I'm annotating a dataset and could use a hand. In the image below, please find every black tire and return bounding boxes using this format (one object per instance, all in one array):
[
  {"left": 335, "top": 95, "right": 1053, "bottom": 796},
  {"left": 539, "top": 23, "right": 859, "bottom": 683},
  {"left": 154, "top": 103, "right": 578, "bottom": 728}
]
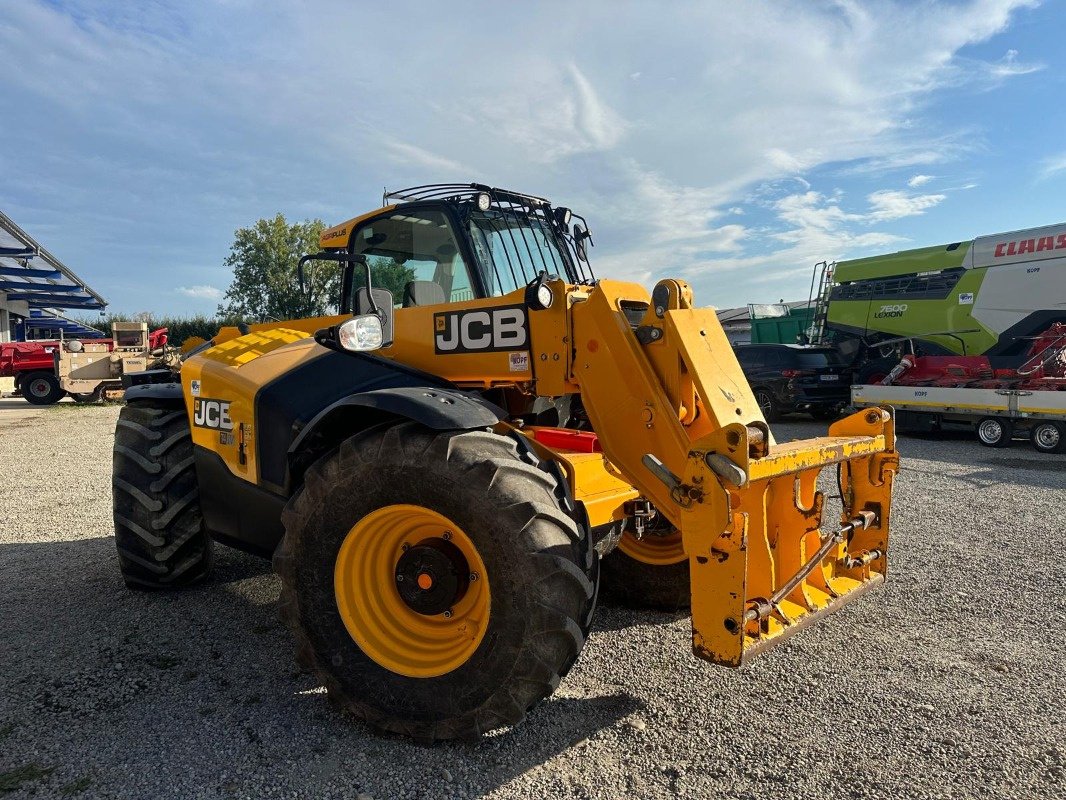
[
  {"left": 753, "top": 388, "right": 780, "bottom": 421},
  {"left": 855, "top": 358, "right": 898, "bottom": 385},
  {"left": 976, "top": 416, "right": 1013, "bottom": 448},
  {"left": 1029, "top": 421, "right": 1066, "bottom": 454},
  {"left": 275, "top": 422, "right": 597, "bottom": 741},
  {"left": 600, "top": 541, "right": 689, "bottom": 611},
  {"left": 112, "top": 401, "right": 213, "bottom": 589},
  {"left": 22, "top": 371, "right": 63, "bottom": 405}
]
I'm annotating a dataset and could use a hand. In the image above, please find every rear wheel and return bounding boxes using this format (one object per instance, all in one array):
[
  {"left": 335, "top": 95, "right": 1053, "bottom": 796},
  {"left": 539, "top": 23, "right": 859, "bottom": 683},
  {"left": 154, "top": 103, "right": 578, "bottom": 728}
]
[
  {"left": 112, "top": 401, "right": 213, "bottom": 589},
  {"left": 275, "top": 423, "right": 597, "bottom": 741},
  {"left": 976, "top": 416, "right": 1013, "bottom": 448},
  {"left": 1029, "top": 421, "right": 1066, "bottom": 454},
  {"left": 600, "top": 528, "right": 689, "bottom": 610},
  {"left": 22, "top": 372, "right": 63, "bottom": 405},
  {"left": 754, "top": 388, "right": 780, "bottom": 421}
]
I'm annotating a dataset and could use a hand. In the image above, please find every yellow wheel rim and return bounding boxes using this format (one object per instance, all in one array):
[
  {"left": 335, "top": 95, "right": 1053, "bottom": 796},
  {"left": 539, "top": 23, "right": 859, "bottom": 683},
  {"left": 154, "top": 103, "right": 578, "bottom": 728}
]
[
  {"left": 334, "top": 504, "right": 491, "bottom": 678},
  {"left": 616, "top": 529, "right": 687, "bottom": 566}
]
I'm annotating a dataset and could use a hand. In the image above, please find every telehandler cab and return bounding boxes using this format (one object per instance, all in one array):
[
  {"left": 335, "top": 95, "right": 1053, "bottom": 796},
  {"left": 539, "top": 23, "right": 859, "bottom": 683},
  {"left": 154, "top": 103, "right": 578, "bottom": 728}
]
[{"left": 114, "top": 183, "right": 898, "bottom": 740}]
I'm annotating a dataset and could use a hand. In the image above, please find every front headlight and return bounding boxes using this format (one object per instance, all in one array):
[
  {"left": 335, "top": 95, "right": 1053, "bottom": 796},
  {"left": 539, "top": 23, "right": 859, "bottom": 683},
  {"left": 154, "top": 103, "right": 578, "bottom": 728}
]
[{"left": 337, "top": 315, "right": 384, "bottom": 352}]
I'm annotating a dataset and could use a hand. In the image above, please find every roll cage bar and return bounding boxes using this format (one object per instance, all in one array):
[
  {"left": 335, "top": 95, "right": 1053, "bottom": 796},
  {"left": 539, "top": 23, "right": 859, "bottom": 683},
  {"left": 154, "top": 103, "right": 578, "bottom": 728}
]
[{"left": 382, "top": 183, "right": 596, "bottom": 287}]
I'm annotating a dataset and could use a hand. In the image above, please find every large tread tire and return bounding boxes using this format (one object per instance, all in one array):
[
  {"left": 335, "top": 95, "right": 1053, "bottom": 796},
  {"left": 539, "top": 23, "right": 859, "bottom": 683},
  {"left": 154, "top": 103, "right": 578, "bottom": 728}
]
[
  {"left": 112, "top": 401, "right": 213, "bottom": 589},
  {"left": 275, "top": 422, "right": 597, "bottom": 741},
  {"left": 600, "top": 544, "right": 690, "bottom": 611},
  {"left": 22, "top": 371, "right": 63, "bottom": 405}
]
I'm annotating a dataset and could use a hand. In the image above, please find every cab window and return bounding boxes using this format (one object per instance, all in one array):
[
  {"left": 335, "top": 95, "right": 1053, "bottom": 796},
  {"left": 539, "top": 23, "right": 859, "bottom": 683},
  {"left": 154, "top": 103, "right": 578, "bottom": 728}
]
[{"left": 348, "top": 209, "right": 476, "bottom": 308}]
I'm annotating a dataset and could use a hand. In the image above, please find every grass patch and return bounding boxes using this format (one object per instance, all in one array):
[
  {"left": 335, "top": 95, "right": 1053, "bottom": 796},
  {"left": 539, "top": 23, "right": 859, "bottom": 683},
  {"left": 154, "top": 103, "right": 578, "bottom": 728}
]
[{"left": 0, "top": 764, "right": 55, "bottom": 792}]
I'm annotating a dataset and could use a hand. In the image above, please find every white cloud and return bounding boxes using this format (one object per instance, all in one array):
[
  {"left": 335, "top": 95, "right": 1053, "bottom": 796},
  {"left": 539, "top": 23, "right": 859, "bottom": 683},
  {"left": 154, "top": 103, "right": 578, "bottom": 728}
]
[
  {"left": 383, "top": 141, "right": 468, "bottom": 175},
  {"left": 1038, "top": 153, "right": 1066, "bottom": 181},
  {"left": 0, "top": 0, "right": 1041, "bottom": 312},
  {"left": 908, "top": 174, "right": 933, "bottom": 188},
  {"left": 866, "top": 189, "right": 947, "bottom": 221},
  {"left": 987, "top": 48, "right": 1044, "bottom": 78},
  {"left": 177, "top": 285, "right": 222, "bottom": 301}
]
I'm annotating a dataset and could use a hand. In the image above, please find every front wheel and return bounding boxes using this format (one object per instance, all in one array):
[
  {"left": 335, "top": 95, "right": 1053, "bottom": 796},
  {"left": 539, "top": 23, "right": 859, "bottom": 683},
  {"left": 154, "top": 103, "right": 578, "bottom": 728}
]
[
  {"left": 22, "top": 372, "right": 63, "bottom": 405},
  {"left": 976, "top": 416, "right": 1013, "bottom": 448},
  {"left": 112, "top": 401, "right": 213, "bottom": 588},
  {"left": 1029, "top": 421, "right": 1066, "bottom": 454},
  {"left": 275, "top": 423, "right": 597, "bottom": 741}
]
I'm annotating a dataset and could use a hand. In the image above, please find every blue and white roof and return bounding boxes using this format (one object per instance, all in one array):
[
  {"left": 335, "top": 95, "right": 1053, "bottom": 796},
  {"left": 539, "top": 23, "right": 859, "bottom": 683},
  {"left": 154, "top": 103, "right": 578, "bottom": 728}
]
[{"left": 0, "top": 209, "right": 107, "bottom": 312}]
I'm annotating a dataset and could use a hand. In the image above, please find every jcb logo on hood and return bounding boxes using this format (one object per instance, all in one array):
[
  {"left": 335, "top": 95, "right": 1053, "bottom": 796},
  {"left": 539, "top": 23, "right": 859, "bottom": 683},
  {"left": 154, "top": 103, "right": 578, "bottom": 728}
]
[
  {"left": 193, "top": 398, "right": 233, "bottom": 431},
  {"left": 434, "top": 306, "right": 528, "bottom": 354}
]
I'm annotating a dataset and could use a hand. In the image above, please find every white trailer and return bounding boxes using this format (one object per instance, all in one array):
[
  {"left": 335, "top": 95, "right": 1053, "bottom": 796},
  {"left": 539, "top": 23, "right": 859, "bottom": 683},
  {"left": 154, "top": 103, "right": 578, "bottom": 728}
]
[{"left": 851, "top": 383, "right": 1066, "bottom": 453}]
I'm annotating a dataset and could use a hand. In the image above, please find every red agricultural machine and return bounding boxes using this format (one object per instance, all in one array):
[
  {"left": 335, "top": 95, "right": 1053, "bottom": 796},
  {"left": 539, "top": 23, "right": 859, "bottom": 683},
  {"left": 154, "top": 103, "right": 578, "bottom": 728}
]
[
  {"left": 852, "top": 323, "right": 1066, "bottom": 452},
  {"left": 0, "top": 323, "right": 171, "bottom": 404},
  {"left": 864, "top": 323, "right": 1066, "bottom": 391}
]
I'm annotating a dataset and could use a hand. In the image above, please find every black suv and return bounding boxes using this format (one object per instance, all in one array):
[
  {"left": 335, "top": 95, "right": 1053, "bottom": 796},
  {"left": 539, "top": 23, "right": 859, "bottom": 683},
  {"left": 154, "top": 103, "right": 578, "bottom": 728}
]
[{"left": 733, "top": 344, "right": 851, "bottom": 421}]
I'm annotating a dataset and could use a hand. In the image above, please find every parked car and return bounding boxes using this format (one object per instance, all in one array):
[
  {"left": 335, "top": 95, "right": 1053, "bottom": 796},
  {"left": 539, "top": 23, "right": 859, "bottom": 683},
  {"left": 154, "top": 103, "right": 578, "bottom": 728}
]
[{"left": 733, "top": 344, "right": 852, "bottom": 421}]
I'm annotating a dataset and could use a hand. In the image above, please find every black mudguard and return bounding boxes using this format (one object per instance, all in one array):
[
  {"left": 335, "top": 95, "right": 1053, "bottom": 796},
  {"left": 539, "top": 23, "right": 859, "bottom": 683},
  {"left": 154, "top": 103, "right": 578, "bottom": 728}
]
[{"left": 284, "top": 386, "right": 505, "bottom": 491}]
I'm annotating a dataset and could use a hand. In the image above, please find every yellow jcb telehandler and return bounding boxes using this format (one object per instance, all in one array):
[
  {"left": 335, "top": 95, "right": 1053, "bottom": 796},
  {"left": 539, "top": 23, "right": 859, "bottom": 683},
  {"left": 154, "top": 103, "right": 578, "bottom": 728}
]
[{"left": 113, "top": 183, "right": 898, "bottom": 741}]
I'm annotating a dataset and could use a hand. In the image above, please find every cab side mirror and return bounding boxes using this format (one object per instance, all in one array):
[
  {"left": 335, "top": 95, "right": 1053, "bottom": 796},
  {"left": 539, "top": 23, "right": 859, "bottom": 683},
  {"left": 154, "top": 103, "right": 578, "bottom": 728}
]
[{"left": 572, "top": 223, "right": 592, "bottom": 263}]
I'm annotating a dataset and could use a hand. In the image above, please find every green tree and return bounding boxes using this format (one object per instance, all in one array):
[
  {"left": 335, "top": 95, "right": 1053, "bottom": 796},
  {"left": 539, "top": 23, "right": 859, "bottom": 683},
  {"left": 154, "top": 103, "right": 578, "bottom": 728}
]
[
  {"left": 359, "top": 256, "right": 417, "bottom": 301},
  {"left": 218, "top": 214, "right": 336, "bottom": 320}
]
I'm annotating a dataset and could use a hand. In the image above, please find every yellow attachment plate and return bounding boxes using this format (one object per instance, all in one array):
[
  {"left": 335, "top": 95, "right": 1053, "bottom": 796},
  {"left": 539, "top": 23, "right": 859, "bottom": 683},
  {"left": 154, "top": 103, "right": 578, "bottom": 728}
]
[
  {"left": 333, "top": 504, "right": 491, "bottom": 678},
  {"left": 683, "top": 408, "right": 899, "bottom": 667}
]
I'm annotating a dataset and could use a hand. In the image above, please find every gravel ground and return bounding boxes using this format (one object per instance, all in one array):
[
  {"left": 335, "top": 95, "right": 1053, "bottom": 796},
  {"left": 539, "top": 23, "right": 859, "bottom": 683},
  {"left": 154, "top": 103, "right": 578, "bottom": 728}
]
[{"left": 1, "top": 404, "right": 1064, "bottom": 800}]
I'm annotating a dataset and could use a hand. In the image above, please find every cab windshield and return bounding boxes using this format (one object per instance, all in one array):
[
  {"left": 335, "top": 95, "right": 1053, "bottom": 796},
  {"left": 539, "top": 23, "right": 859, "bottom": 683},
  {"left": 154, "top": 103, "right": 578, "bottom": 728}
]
[{"left": 467, "top": 210, "right": 572, "bottom": 296}]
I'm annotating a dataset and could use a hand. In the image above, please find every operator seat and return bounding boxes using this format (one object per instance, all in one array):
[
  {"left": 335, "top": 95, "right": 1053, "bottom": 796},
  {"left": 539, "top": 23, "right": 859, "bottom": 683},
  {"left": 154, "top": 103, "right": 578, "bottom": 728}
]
[{"left": 402, "top": 280, "right": 446, "bottom": 308}]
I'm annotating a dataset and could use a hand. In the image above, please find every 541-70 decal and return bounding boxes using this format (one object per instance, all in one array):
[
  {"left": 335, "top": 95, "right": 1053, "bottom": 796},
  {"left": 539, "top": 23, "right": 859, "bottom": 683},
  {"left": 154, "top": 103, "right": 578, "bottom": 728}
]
[{"left": 433, "top": 305, "right": 528, "bottom": 354}]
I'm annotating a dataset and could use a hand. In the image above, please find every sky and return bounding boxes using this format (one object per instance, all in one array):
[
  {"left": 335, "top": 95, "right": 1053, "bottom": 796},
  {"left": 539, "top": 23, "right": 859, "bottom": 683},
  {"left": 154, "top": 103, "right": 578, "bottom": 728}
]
[{"left": 1, "top": 0, "right": 1064, "bottom": 316}]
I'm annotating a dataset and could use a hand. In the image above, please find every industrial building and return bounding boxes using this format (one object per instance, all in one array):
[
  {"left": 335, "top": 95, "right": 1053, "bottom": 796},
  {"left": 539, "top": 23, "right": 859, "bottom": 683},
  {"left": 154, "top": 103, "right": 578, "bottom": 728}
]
[
  {"left": 0, "top": 209, "right": 107, "bottom": 343},
  {"left": 0, "top": 210, "right": 106, "bottom": 392}
]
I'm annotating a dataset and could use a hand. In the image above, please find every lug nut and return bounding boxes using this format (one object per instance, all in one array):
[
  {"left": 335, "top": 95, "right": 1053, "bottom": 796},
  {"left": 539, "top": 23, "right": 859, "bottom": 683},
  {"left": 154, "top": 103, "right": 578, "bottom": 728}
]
[
  {"left": 443, "top": 609, "right": 453, "bottom": 618},
  {"left": 442, "top": 532, "right": 452, "bottom": 541},
  {"left": 469, "top": 572, "right": 479, "bottom": 582}
]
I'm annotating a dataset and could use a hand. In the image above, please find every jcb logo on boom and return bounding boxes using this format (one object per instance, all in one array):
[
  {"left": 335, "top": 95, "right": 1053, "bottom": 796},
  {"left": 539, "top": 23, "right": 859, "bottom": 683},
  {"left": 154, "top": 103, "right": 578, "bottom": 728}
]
[
  {"left": 193, "top": 398, "right": 233, "bottom": 431},
  {"left": 434, "top": 306, "right": 528, "bottom": 354},
  {"left": 874, "top": 304, "right": 908, "bottom": 319}
]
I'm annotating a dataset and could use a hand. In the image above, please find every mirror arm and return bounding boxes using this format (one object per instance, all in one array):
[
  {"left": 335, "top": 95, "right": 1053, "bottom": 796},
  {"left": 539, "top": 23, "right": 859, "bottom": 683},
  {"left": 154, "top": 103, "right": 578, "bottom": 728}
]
[{"left": 296, "top": 252, "right": 371, "bottom": 311}]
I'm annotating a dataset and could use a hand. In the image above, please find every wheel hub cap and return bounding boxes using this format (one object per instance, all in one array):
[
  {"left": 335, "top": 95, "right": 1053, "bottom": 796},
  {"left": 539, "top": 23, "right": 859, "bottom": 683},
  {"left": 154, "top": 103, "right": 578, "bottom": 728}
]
[
  {"left": 394, "top": 540, "right": 470, "bottom": 616},
  {"left": 334, "top": 504, "right": 491, "bottom": 678}
]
